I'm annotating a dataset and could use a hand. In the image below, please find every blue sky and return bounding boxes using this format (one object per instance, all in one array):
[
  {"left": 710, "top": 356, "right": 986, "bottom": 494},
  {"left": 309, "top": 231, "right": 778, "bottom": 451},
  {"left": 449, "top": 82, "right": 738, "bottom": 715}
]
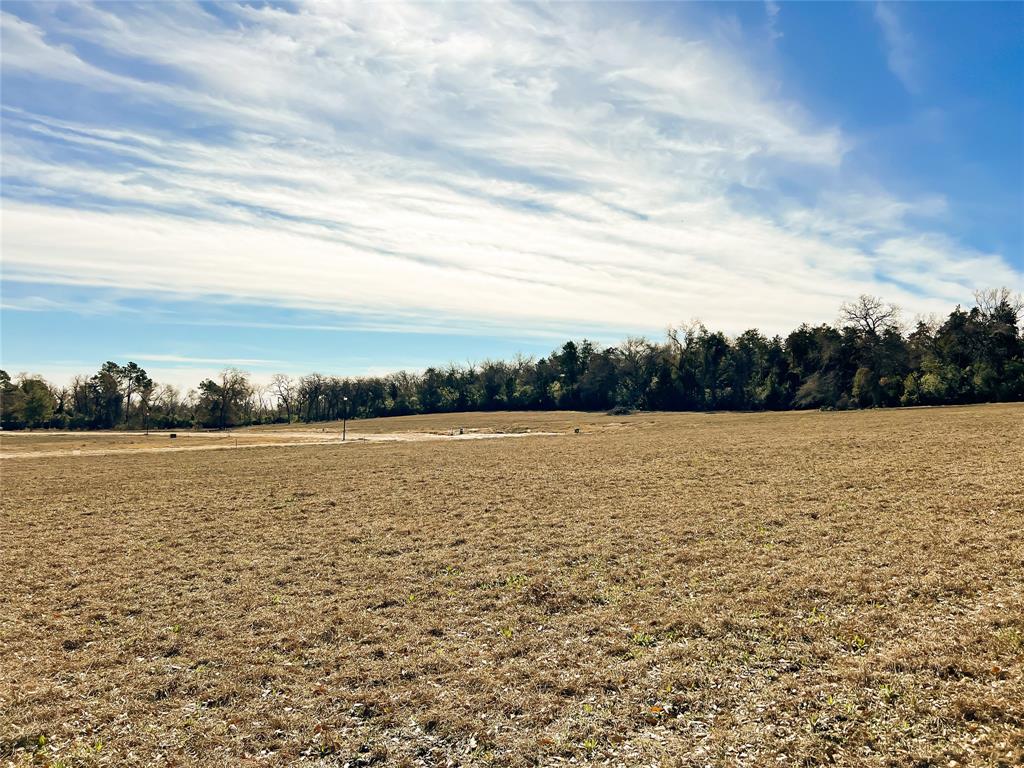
[{"left": 2, "top": 1, "right": 1021, "bottom": 389}]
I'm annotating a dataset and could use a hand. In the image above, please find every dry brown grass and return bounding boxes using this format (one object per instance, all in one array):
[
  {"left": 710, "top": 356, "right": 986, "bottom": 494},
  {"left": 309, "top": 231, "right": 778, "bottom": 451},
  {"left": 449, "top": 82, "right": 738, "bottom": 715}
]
[
  {"left": 248, "top": 410, "right": 600, "bottom": 435},
  {"left": 1, "top": 405, "right": 1022, "bottom": 767},
  {"left": 0, "top": 411, "right": 598, "bottom": 459}
]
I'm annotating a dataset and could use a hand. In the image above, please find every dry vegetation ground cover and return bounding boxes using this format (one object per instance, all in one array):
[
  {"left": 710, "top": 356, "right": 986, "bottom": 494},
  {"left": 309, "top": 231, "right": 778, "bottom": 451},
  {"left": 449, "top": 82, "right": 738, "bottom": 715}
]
[
  {"left": 1, "top": 405, "right": 1022, "bottom": 767},
  {"left": 0, "top": 412, "right": 581, "bottom": 460}
]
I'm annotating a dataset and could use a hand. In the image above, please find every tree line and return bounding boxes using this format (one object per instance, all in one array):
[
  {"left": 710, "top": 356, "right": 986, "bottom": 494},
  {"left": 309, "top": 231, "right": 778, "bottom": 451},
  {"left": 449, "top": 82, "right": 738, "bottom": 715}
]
[{"left": 2, "top": 289, "right": 1022, "bottom": 431}]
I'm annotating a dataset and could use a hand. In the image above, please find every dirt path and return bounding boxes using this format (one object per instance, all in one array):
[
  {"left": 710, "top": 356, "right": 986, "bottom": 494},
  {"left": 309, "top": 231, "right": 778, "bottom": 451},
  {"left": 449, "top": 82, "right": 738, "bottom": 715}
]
[{"left": 0, "top": 430, "right": 561, "bottom": 459}]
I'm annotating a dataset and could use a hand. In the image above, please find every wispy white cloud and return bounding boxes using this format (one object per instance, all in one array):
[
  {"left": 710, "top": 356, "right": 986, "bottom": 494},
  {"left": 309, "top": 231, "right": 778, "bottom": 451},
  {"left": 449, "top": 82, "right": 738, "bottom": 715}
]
[
  {"left": 0, "top": 293, "right": 141, "bottom": 315},
  {"left": 765, "top": 1, "right": 783, "bottom": 41},
  {"left": 873, "top": 235, "right": 1021, "bottom": 303},
  {"left": 874, "top": 2, "right": 920, "bottom": 93},
  {"left": 122, "top": 353, "right": 281, "bottom": 367},
  {"left": 0, "top": 1, "right": 1014, "bottom": 341},
  {"left": 0, "top": 362, "right": 292, "bottom": 393}
]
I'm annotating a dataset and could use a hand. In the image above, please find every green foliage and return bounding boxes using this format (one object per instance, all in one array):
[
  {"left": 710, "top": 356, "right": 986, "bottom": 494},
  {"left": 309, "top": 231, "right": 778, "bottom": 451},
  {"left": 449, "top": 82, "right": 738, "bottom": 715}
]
[
  {"left": 630, "top": 631, "right": 657, "bottom": 647},
  {"left": 196, "top": 369, "right": 252, "bottom": 429},
  {"left": 1, "top": 370, "right": 57, "bottom": 428},
  {"left": 852, "top": 367, "right": 878, "bottom": 407},
  {"left": 900, "top": 373, "right": 921, "bottom": 406}
]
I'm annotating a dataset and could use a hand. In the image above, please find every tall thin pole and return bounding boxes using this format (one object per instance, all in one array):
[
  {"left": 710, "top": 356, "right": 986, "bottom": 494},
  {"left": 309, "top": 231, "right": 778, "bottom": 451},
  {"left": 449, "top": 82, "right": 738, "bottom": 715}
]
[{"left": 343, "top": 396, "right": 348, "bottom": 441}]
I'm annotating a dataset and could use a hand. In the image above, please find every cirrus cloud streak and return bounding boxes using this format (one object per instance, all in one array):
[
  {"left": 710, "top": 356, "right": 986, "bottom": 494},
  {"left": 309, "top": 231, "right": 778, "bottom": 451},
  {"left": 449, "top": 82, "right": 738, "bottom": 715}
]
[{"left": 1, "top": 1, "right": 1018, "bottom": 338}]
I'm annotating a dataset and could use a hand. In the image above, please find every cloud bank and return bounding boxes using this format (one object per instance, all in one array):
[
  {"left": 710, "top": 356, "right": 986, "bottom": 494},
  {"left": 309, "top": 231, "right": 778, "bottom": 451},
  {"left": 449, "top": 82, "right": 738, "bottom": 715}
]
[{"left": 1, "top": 1, "right": 1018, "bottom": 338}]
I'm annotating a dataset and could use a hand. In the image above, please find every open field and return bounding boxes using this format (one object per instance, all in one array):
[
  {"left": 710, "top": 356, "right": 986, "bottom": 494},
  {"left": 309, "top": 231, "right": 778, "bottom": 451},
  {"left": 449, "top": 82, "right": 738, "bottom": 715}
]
[
  {"left": 0, "top": 412, "right": 600, "bottom": 459},
  {"left": 1, "top": 405, "right": 1022, "bottom": 767}
]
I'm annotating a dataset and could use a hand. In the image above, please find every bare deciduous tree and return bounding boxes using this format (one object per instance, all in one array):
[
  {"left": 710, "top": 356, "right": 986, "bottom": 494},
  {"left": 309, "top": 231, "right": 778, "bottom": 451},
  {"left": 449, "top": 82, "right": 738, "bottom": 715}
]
[
  {"left": 184, "top": 389, "right": 199, "bottom": 425},
  {"left": 974, "top": 287, "right": 1023, "bottom": 323},
  {"left": 667, "top": 319, "right": 704, "bottom": 357},
  {"left": 839, "top": 295, "right": 902, "bottom": 336},
  {"left": 249, "top": 383, "right": 272, "bottom": 423},
  {"left": 155, "top": 384, "right": 183, "bottom": 423},
  {"left": 50, "top": 384, "right": 70, "bottom": 417},
  {"left": 271, "top": 373, "right": 295, "bottom": 423}
]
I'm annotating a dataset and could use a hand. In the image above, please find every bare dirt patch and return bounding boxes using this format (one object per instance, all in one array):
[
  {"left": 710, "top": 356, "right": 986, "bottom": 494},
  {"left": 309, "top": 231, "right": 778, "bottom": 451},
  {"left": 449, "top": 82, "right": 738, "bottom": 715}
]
[
  {"left": 1, "top": 405, "right": 1022, "bottom": 766},
  {"left": 0, "top": 427, "right": 561, "bottom": 460}
]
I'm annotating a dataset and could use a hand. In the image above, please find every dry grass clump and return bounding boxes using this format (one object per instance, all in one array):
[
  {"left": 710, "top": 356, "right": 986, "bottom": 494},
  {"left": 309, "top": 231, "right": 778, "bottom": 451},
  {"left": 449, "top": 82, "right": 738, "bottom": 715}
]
[{"left": 1, "top": 404, "right": 1022, "bottom": 767}]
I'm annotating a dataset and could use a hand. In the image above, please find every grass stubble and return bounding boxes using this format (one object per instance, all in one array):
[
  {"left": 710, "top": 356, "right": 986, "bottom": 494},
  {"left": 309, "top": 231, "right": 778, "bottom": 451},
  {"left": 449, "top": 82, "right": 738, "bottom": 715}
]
[{"left": 1, "top": 405, "right": 1022, "bottom": 766}]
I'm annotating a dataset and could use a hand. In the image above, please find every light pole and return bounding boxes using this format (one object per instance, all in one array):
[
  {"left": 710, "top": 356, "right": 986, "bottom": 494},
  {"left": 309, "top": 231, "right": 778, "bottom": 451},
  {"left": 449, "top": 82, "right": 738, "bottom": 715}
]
[{"left": 342, "top": 396, "right": 349, "bottom": 441}]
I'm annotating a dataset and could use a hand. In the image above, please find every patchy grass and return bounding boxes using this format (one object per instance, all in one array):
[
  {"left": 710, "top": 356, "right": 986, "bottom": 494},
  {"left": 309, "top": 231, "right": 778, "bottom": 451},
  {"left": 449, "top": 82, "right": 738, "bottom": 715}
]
[
  {"left": 1, "top": 404, "right": 1022, "bottom": 766},
  {"left": 0, "top": 410, "right": 598, "bottom": 459}
]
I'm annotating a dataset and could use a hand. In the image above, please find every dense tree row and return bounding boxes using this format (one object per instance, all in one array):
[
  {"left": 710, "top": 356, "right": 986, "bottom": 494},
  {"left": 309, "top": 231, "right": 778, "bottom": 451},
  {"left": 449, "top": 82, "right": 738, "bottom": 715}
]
[{"left": 2, "top": 290, "right": 1022, "bottom": 430}]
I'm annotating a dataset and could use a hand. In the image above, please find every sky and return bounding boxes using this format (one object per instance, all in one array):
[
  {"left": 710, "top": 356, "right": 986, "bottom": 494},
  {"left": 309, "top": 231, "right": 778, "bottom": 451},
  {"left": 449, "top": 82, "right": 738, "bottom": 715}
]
[{"left": 2, "top": 0, "right": 1022, "bottom": 390}]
